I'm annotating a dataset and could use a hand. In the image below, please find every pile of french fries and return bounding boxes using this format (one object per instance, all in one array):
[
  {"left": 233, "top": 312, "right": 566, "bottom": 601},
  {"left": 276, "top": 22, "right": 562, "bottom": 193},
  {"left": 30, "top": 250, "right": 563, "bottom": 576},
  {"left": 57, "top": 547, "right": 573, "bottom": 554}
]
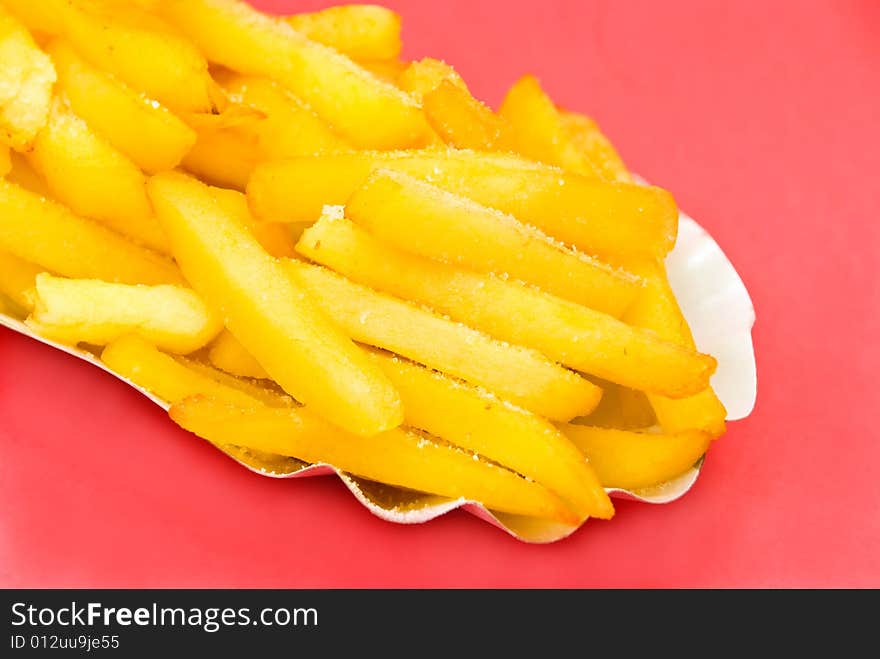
[{"left": 0, "top": 0, "right": 728, "bottom": 529}]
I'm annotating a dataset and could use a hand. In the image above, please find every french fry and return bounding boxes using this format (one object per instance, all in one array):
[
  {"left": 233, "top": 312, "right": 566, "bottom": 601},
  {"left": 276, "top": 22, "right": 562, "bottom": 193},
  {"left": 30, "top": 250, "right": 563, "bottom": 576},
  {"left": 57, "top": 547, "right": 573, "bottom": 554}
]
[
  {"left": 298, "top": 212, "right": 716, "bottom": 396},
  {"left": 101, "top": 334, "right": 269, "bottom": 409},
  {"left": 26, "top": 273, "right": 222, "bottom": 353},
  {"left": 397, "top": 58, "right": 466, "bottom": 98},
  {"left": 368, "top": 349, "right": 613, "bottom": 520},
  {"left": 0, "top": 143, "right": 9, "bottom": 175},
  {"left": 247, "top": 150, "right": 678, "bottom": 257},
  {"left": 215, "top": 72, "right": 350, "bottom": 160},
  {"left": 355, "top": 57, "right": 407, "bottom": 84},
  {"left": 286, "top": 5, "right": 402, "bottom": 61},
  {"left": 174, "top": 356, "right": 292, "bottom": 408},
  {"left": 501, "top": 75, "right": 631, "bottom": 182},
  {"left": 286, "top": 261, "right": 601, "bottom": 422},
  {"left": 208, "top": 186, "right": 296, "bottom": 258},
  {"left": 577, "top": 380, "right": 657, "bottom": 431},
  {"left": 48, "top": 39, "right": 196, "bottom": 174},
  {"left": 0, "top": 179, "right": 181, "bottom": 285},
  {"left": 560, "top": 424, "right": 712, "bottom": 491},
  {"left": 559, "top": 110, "right": 631, "bottom": 183},
  {"left": 28, "top": 98, "right": 169, "bottom": 254},
  {"left": 53, "top": 0, "right": 216, "bottom": 114},
  {"left": 621, "top": 259, "right": 728, "bottom": 436},
  {"left": 0, "top": 0, "right": 64, "bottom": 35},
  {"left": 148, "top": 171, "right": 403, "bottom": 436},
  {"left": 208, "top": 329, "right": 269, "bottom": 380},
  {"left": 0, "top": 249, "right": 43, "bottom": 312},
  {"left": 346, "top": 169, "right": 640, "bottom": 314},
  {"left": 181, "top": 122, "right": 260, "bottom": 191},
  {"left": 4, "top": 150, "right": 49, "bottom": 196},
  {"left": 170, "top": 396, "right": 579, "bottom": 525},
  {"left": 422, "top": 80, "right": 511, "bottom": 151},
  {"left": 0, "top": 7, "right": 56, "bottom": 149},
  {"left": 160, "top": 0, "right": 429, "bottom": 149}
]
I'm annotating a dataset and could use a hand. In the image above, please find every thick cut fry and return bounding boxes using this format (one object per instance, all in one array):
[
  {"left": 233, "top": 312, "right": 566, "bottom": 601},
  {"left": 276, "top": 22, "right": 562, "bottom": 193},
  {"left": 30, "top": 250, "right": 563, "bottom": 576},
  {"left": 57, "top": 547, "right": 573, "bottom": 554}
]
[
  {"left": 101, "top": 334, "right": 268, "bottom": 409},
  {"left": 160, "top": 0, "right": 429, "bottom": 149},
  {"left": 298, "top": 212, "right": 716, "bottom": 396},
  {"left": 346, "top": 170, "right": 639, "bottom": 314},
  {"left": 148, "top": 172, "right": 402, "bottom": 436},
  {"left": 248, "top": 150, "right": 678, "bottom": 257},
  {"left": 286, "top": 5, "right": 402, "bottom": 61},
  {"left": 48, "top": 39, "right": 196, "bottom": 174},
  {"left": 577, "top": 380, "right": 657, "bottom": 431},
  {"left": 0, "top": 143, "right": 9, "bottom": 175},
  {"left": 55, "top": 1, "right": 215, "bottom": 114},
  {"left": 501, "top": 75, "right": 631, "bottom": 182},
  {"left": 397, "top": 58, "right": 466, "bottom": 99},
  {"left": 423, "top": 80, "right": 510, "bottom": 150},
  {"left": 0, "top": 7, "right": 55, "bottom": 149},
  {"left": 0, "top": 0, "right": 64, "bottom": 34},
  {"left": 27, "top": 273, "right": 222, "bottom": 353},
  {"left": 29, "top": 98, "right": 169, "bottom": 254},
  {"left": 209, "top": 186, "right": 297, "bottom": 258},
  {"left": 171, "top": 396, "right": 579, "bottom": 524},
  {"left": 355, "top": 57, "right": 407, "bottom": 84},
  {"left": 0, "top": 249, "right": 43, "bottom": 312},
  {"left": 621, "top": 259, "right": 727, "bottom": 436},
  {"left": 208, "top": 329, "right": 268, "bottom": 379},
  {"left": 175, "top": 356, "right": 291, "bottom": 408},
  {"left": 286, "top": 261, "right": 600, "bottom": 422},
  {"left": 215, "top": 72, "right": 350, "bottom": 159},
  {"left": 4, "top": 150, "right": 49, "bottom": 196},
  {"left": 0, "top": 179, "right": 181, "bottom": 285},
  {"left": 368, "top": 350, "right": 613, "bottom": 520},
  {"left": 561, "top": 424, "right": 712, "bottom": 490},
  {"left": 560, "top": 111, "right": 631, "bottom": 183},
  {"left": 181, "top": 123, "right": 260, "bottom": 191}
]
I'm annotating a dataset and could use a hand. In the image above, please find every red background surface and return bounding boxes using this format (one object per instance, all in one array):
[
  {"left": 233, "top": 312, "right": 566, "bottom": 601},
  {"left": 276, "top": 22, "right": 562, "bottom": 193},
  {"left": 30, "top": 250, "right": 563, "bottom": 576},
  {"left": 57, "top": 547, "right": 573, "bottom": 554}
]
[{"left": 2, "top": 0, "right": 878, "bottom": 588}]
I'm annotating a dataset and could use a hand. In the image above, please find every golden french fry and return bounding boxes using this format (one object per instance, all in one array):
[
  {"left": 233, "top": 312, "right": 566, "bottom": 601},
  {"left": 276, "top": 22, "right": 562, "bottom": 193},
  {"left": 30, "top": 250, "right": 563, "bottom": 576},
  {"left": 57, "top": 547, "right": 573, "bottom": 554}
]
[
  {"left": 170, "top": 396, "right": 580, "bottom": 525},
  {"left": 26, "top": 273, "right": 222, "bottom": 353},
  {"left": 354, "top": 57, "right": 407, "bottom": 84},
  {"left": 368, "top": 349, "right": 613, "bottom": 520},
  {"left": 208, "top": 184, "right": 297, "bottom": 258},
  {"left": 247, "top": 150, "right": 678, "bottom": 257},
  {"left": 215, "top": 72, "right": 350, "bottom": 159},
  {"left": 181, "top": 122, "right": 260, "bottom": 191},
  {"left": 208, "top": 329, "right": 269, "bottom": 380},
  {"left": 160, "top": 0, "right": 429, "bottom": 149},
  {"left": 28, "top": 97, "right": 169, "bottom": 254},
  {"left": 397, "top": 58, "right": 466, "bottom": 98},
  {"left": 620, "top": 259, "right": 727, "bottom": 436},
  {"left": 148, "top": 171, "right": 402, "bottom": 436},
  {"left": 0, "top": 0, "right": 64, "bottom": 34},
  {"left": 298, "top": 212, "right": 716, "bottom": 396},
  {"left": 0, "top": 179, "right": 181, "bottom": 285},
  {"left": 0, "top": 7, "right": 56, "bottom": 149},
  {"left": 286, "top": 261, "right": 601, "bottom": 422},
  {"left": 174, "top": 356, "right": 292, "bottom": 408},
  {"left": 48, "top": 39, "right": 196, "bottom": 174},
  {"left": 500, "top": 75, "right": 631, "bottom": 182},
  {"left": 559, "top": 110, "right": 631, "bottom": 183},
  {"left": 560, "top": 424, "right": 712, "bottom": 490},
  {"left": 576, "top": 380, "right": 657, "bottom": 431},
  {"left": 0, "top": 143, "right": 9, "bottom": 175},
  {"left": 423, "top": 79, "right": 510, "bottom": 151},
  {"left": 53, "top": 1, "right": 216, "bottom": 114},
  {"left": 0, "top": 249, "right": 44, "bottom": 312},
  {"left": 346, "top": 169, "right": 640, "bottom": 314},
  {"left": 101, "top": 334, "right": 269, "bottom": 409},
  {"left": 4, "top": 149, "right": 49, "bottom": 196},
  {"left": 286, "top": 5, "right": 402, "bottom": 61}
]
